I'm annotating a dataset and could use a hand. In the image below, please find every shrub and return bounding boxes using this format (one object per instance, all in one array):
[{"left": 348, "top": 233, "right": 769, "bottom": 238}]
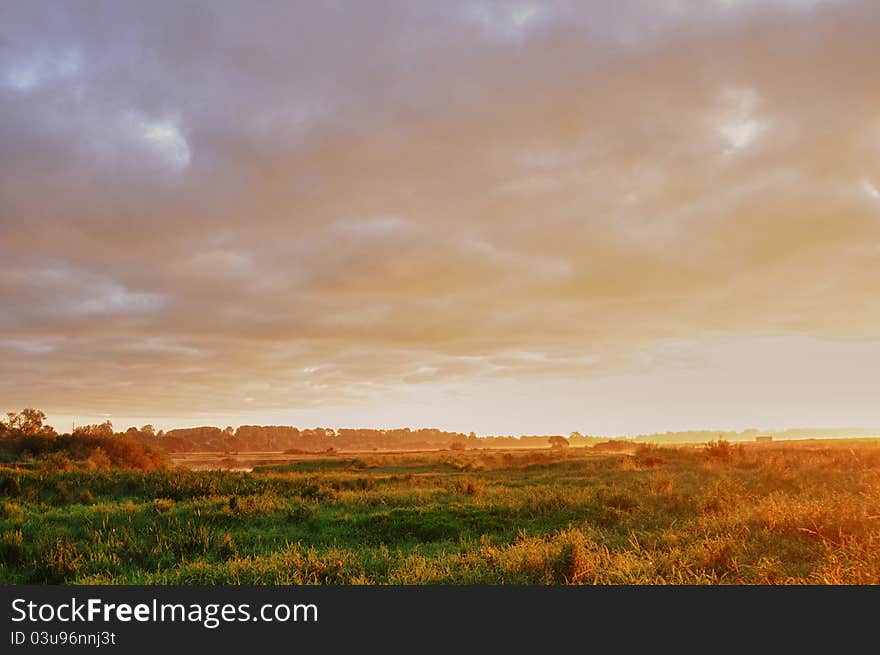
[
  {"left": 633, "top": 444, "right": 666, "bottom": 468},
  {"left": 704, "top": 440, "right": 744, "bottom": 462},
  {"left": 64, "top": 433, "right": 166, "bottom": 470},
  {"left": 40, "top": 452, "right": 75, "bottom": 472},
  {"left": 0, "top": 431, "right": 166, "bottom": 471},
  {"left": 87, "top": 447, "right": 112, "bottom": 470}
]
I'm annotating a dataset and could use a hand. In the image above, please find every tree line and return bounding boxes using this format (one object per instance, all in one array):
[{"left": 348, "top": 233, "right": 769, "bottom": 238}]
[
  {"left": 0, "top": 408, "right": 165, "bottom": 470},
  {"left": 1, "top": 408, "right": 598, "bottom": 454}
]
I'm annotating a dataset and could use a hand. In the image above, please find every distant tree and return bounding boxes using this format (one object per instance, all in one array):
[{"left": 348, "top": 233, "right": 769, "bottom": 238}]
[
  {"left": 2, "top": 408, "right": 54, "bottom": 437},
  {"left": 140, "top": 424, "right": 156, "bottom": 436},
  {"left": 223, "top": 426, "right": 234, "bottom": 437},
  {"left": 570, "top": 431, "right": 583, "bottom": 440},
  {"left": 75, "top": 420, "right": 113, "bottom": 438},
  {"left": 549, "top": 435, "right": 570, "bottom": 450}
]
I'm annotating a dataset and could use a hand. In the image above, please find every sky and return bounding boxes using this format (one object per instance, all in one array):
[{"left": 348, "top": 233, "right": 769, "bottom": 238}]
[{"left": 1, "top": 0, "right": 879, "bottom": 436}]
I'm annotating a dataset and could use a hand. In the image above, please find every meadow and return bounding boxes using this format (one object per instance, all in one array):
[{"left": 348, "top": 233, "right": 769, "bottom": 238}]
[{"left": 2, "top": 441, "right": 880, "bottom": 584}]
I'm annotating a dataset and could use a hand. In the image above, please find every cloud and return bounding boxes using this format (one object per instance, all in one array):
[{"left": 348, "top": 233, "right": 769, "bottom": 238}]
[
  {"left": 4, "top": 48, "right": 81, "bottom": 91},
  {"left": 130, "top": 115, "right": 191, "bottom": 170},
  {"left": 862, "top": 179, "right": 880, "bottom": 200},
  {"left": 717, "top": 87, "right": 768, "bottom": 153},
  {"left": 462, "top": 1, "right": 549, "bottom": 40},
  {"left": 2, "top": 0, "right": 879, "bottom": 432}
]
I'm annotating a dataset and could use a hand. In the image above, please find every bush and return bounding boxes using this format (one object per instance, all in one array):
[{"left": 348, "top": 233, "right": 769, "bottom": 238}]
[
  {"left": 704, "top": 440, "right": 743, "bottom": 462},
  {"left": 87, "top": 447, "right": 112, "bottom": 470},
  {"left": 10, "top": 434, "right": 56, "bottom": 457},
  {"left": 633, "top": 444, "right": 666, "bottom": 468},
  {"left": 40, "top": 452, "right": 75, "bottom": 472},
  {"left": 0, "top": 432, "right": 167, "bottom": 471},
  {"left": 62, "top": 434, "right": 166, "bottom": 470}
]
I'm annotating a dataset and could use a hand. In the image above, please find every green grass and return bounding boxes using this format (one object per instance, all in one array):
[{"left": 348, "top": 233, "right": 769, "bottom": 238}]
[{"left": 2, "top": 443, "right": 879, "bottom": 584}]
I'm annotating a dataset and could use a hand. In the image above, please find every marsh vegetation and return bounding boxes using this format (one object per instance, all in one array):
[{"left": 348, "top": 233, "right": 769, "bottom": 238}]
[{"left": 2, "top": 441, "right": 879, "bottom": 584}]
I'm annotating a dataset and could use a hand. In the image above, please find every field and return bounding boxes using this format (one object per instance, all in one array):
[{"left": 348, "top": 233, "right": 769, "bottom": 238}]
[{"left": 2, "top": 441, "right": 880, "bottom": 584}]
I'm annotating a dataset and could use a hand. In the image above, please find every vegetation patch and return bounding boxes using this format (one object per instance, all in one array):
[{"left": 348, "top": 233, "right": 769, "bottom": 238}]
[{"left": 2, "top": 434, "right": 880, "bottom": 584}]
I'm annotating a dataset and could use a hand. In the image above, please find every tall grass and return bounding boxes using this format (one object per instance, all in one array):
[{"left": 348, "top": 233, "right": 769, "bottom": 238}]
[{"left": 1, "top": 443, "right": 879, "bottom": 584}]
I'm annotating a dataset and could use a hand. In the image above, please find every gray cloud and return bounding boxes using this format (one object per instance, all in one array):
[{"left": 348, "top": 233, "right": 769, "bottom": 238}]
[{"left": 2, "top": 1, "right": 879, "bottom": 429}]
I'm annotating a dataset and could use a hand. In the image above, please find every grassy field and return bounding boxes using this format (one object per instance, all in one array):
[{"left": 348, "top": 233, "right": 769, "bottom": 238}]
[{"left": 2, "top": 441, "right": 880, "bottom": 584}]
